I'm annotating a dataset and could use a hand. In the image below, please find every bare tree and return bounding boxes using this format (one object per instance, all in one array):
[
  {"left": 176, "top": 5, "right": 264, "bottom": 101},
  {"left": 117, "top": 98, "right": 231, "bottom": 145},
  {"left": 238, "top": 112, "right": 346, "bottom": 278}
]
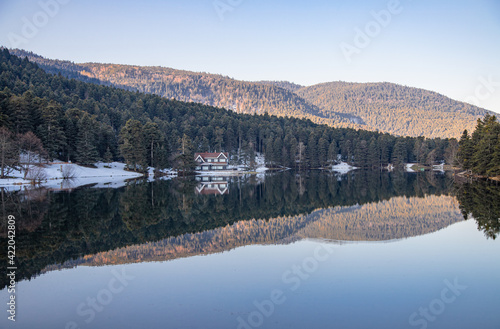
[
  {"left": 26, "top": 166, "right": 47, "bottom": 184},
  {"left": 0, "top": 127, "right": 18, "bottom": 178},
  {"left": 297, "top": 142, "right": 306, "bottom": 171},
  {"left": 19, "top": 131, "right": 45, "bottom": 179},
  {"left": 61, "top": 164, "right": 77, "bottom": 179}
]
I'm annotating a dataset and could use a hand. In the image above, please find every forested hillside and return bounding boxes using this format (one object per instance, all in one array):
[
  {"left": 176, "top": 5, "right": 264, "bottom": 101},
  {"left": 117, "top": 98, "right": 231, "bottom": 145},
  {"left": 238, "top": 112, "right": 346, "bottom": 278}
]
[
  {"left": 296, "top": 82, "right": 490, "bottom": 138},
  {"left": 257, "top": 80, "right": 304, "bottom": 92},
  {"left": 0, "top": 49, "right": 457, "bottom": 170},
  {"left": 9, "top": 49, "right": 490, "bottom": 139},
  {"left": 7, "top": 49, "right": 357, "bottom": 128}
]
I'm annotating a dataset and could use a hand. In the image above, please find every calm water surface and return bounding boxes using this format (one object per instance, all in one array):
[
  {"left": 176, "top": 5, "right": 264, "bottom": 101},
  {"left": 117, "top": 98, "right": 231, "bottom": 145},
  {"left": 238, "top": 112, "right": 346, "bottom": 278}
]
[{"left": 1, "top": 171, "right": 499, "bottom": 329}]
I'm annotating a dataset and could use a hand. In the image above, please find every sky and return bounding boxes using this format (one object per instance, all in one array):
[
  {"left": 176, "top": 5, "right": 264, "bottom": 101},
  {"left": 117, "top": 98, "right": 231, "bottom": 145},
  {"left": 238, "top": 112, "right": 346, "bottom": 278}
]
[{"left": 0, "top": 0, "right": 499, "bottom": 113}]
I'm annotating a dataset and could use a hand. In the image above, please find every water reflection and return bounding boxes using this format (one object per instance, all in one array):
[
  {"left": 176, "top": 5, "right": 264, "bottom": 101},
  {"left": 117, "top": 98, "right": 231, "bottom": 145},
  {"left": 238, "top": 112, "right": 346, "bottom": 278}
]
[
  {"left": 455, "top": 179, "right": 500, "bottom": 239},
  {"left": 0, "top": 171, "right": 497, "bottom": 288},
  {"left": 195, "top": 176, "right": 230, "bottom": 195},
  {"left": 48, "top": 194, "right": 462, "bottom": 270}
]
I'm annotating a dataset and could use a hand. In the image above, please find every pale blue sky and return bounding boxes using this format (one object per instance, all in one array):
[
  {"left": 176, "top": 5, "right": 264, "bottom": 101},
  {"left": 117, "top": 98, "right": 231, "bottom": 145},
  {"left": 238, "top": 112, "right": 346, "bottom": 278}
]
[{"left": 1, "top": 0, "right": 499, "bottom": 113}]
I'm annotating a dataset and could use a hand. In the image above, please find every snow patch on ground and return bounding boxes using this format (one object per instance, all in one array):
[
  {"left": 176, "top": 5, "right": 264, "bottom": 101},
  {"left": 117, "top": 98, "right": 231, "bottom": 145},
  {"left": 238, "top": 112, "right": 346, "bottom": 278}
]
[
  {"left": 0, "top": 162, "right": 154, "bottom": 190},
  {"left": 331, "top": 162, "right": 358, "bottom": 174}
]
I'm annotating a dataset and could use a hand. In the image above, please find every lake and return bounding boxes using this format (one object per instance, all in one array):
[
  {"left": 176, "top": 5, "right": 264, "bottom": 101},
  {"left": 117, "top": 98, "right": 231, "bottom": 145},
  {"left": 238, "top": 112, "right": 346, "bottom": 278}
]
[{"left": 1, "top": 171, "right": 499, "bottom": 329}]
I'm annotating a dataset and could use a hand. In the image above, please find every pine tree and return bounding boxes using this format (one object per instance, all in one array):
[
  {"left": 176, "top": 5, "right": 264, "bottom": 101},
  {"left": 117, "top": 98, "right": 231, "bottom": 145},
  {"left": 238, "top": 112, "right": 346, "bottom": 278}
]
[
  {"left": 392, "top": 140, "right": 407, "bottom": 166},
  {"left": 143, "top": 121, "right": 163, "bottom": 168},
  {"left": 341, "top": 140, "right": 352, "bottom": 162},
  {"left": 104, "top": 147, "right": 113, "bottom": 165},
  {"left": 354, "top": 140, "right": 369, "bottom": 169},
  {"left": 9, "top": 95, "right": 31, "bottom": 134},
  {"left": 174, "top": 134, "right": 196, "bottom": 174},
  {"left": 265, "top": 137, "right": 275, "bottom": 167},
  {"left": 120, "top": 119, "right": 147, "bottom": 172},
  {"left": 37, "top": 101, "right": 66, "bottom": 161},
  {"left": 273, "top": 138, "right": 283, "bottom": 167},
  {"left": 327, "top": 140, "right": 338, "bottom": 165},
  {"left": 0, "top": 127, "right": 18, "bottom": 178},
  {"left": 471, "top": 115, "right": 499, "bottom": 175},
  {"left": 368, "top": 138, "right": 379, "bottom": 169},
  {"left": 457, "top": 130, "right": 473, "bottom": 170},
  {"left": 307, "top": 134, "right": 319, "bottom": 168},
  {"left": 76, "top": 114, "right": 98, "bottom": 165},
  {"left": 488, "top": 135, "right": 500, "bottom": 177},
  {"left": 318, "top": 137, "right": 329, "bottom": 168}
]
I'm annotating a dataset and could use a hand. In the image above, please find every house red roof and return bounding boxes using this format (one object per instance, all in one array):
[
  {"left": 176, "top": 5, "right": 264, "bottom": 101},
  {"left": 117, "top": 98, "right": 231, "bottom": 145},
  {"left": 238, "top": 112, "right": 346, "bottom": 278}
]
[
  {"left": 194, "top": 152, "right": 229, "bottom": 159},
  {"left": 194, "top": 152, "right": 228, "bottom": 164}
]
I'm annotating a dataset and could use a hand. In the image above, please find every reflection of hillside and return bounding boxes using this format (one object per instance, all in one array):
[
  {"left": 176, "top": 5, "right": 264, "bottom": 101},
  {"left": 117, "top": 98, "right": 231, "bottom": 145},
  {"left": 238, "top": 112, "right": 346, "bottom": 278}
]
[
  {"left": 0, "top": 171, "right": 456, "bottom": 288},
  {"left": 50, "top": 195, "right": 462, "bottom": 268},
  {"left": 297, "top": 195, "right": 462, "bottom": 241}
]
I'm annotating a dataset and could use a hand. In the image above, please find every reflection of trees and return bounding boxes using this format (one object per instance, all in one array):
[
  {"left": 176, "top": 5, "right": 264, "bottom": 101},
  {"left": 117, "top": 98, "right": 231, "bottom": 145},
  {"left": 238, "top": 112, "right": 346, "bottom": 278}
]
[
  {"left": 455, "top": 180, "right": 500, "bottom": 239},
  {"left": 0, "top": 188, "right": 49, "bottom": 235},
  {"left": 61, "top": 194, "right": 463, "bottom": 267},
  {"left": 0, "top": 171, "right": 455, "bottom": 287}
]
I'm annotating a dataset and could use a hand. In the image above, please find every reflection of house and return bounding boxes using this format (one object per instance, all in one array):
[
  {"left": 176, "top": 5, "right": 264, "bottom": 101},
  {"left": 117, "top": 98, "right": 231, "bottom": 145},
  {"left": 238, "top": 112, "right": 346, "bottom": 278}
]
[
  {"left": 195, "top": 176, "right": 229, "bottom": 195},
  {"left": 195, "top": 152, "right": 229, "bottom": 171}
]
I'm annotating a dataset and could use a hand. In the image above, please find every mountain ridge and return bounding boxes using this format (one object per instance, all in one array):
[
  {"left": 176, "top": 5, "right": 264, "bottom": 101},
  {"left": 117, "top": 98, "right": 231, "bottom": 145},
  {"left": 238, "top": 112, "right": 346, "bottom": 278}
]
[{"left": 8, "top": 48, "right": 492, "bottom": 138}]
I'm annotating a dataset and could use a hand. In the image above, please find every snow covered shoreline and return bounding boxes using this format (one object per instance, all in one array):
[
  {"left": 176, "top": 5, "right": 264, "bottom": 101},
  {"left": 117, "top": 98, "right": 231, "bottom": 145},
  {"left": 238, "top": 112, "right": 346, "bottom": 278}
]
[
  {"left": 0, "top": 162, "right": 155, "bottom": 191},
  {"left": 1, "top": 157, "right": 437, "bottom": 192}
]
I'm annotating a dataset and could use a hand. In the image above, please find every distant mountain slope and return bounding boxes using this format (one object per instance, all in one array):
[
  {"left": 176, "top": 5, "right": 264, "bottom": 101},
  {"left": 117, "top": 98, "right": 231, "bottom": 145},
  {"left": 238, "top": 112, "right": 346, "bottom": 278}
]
[
  {"left": 296, "top": 82, "right": 491, "bottom": 138},
  {"left": 8, "top": 49, "right": 358, "bottom": 128},
  {"left": 9, "top": 49, "right": 491, "bottom": 138},
  {"left": 257, "top": 80, "right": 304, "bottom": 92}
]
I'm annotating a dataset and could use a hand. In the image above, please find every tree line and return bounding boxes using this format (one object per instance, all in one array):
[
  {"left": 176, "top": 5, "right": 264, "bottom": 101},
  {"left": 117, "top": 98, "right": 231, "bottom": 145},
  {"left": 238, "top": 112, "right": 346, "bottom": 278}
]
[
  {"left": 0, "top": 49, "right": 458, "bottom": 173},
  {"left": 457, "top": 114, "right": 500, "bottom": 178}
]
